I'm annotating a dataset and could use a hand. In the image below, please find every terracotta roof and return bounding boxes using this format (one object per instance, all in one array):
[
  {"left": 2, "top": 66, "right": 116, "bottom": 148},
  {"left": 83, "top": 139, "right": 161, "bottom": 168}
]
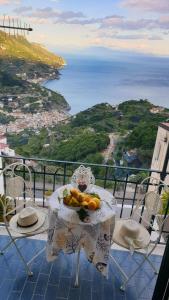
[
  {"left": 0, "top": 143, "right": 8, "bottom": 149},
  {"left": 160, "top": 122, "right": 169, "bottom": 131}
]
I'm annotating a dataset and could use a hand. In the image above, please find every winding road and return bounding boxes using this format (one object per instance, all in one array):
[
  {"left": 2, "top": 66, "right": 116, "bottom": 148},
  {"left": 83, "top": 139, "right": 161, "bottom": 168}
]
[{"left": 102, "top": 133, "right": 118, "bottom": 163}]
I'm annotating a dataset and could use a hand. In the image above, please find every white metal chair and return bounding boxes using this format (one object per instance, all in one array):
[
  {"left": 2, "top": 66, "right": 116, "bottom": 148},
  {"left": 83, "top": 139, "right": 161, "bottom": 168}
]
[
  {"left": 0, "top": 161, "right": 48, "bottom": 276},
  {"left": 110, "top": 176, "right": 169, "bottom": 291}
]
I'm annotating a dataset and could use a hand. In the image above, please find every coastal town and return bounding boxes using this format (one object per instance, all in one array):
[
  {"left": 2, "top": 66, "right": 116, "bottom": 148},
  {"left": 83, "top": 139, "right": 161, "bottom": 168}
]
[{"left": 0, "top": 109, "right": 69, "bottom": 135}]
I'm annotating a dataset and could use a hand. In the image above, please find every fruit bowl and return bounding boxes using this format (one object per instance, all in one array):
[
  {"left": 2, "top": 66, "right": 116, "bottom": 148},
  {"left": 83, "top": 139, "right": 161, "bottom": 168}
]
[{"left": 62, "top": 187, "right": 101, "bottom": 212}]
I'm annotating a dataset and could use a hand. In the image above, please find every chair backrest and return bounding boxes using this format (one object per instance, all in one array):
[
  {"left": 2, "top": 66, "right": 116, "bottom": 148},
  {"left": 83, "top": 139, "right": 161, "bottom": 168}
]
[
  {"left": 131, "top": 176, "right": 169, "bottom": 242},
  {"left": 0, "top": 161, "right": 34, "bottom": 223}
]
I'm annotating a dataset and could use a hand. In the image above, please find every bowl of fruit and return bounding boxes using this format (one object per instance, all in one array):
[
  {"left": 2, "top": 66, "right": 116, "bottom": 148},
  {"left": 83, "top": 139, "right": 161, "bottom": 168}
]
[{"left": 62, "top": 187, "right": 101, "bottom": 211}]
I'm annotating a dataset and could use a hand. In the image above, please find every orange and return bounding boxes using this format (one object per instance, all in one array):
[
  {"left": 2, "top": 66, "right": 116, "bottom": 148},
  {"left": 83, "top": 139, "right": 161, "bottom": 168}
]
[
  {"left": 93, "top": 197, "right": 101, "bottom": 209},
  {"left": 88, "top": 200, "right": 97, "bottom": 210},
  {"left": 70, "top": 188, "right": 79, "bottom": 199},
  {"left": 83, "top": 195, "right": 92, "bottom": 203}
]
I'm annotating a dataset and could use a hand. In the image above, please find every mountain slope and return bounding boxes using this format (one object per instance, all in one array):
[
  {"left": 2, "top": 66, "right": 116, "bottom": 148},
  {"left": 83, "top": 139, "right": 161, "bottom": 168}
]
[
  {"left": 0, "top": 31, "right": 65, "bottom": 67},
  {"left": 8, "top": 100, "right": 169, "bottom": 167}
]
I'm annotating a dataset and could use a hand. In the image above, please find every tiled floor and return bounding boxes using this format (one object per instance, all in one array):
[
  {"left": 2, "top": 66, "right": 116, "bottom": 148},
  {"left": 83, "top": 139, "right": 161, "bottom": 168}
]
[{"left": 0, "top": 236, "right": 162, "bottom": 300}]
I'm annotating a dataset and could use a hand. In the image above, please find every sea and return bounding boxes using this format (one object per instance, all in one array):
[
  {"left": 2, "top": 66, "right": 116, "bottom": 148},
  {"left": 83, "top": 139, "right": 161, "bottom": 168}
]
[{"left": 43, "top": 53, "right": 169, "bottom": 114}]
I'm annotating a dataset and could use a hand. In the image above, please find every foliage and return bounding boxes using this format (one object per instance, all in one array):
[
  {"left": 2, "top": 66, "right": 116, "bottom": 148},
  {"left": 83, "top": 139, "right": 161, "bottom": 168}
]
[
  {"left": 113, "top": 100, "right": 168, "bottom": 167},
  {"left": 7, "top": 99, "right": 169, "bottom": 169},
  {"left": 0, "top": 194, "right": 12, "bottom": 222},
  {"left": 118, "top": 99, "right": 153, "bottom": 113},
  {"left": 71, "top": 103, "right": 120, "bottom": 133},
  {"left": 47, "top": 132, "right": 109, "bottom": 162},
  {"left": 160, "top": 190, "right": 169, "bottom": 215},
  {"left": 0, "top": 71, "right": 23, "bottom": 87},
  {"left": 128, "top": 172, "right": 149, "bottom": 184},
  {"left": 0, "top": 30, "right": 66, "bottom": 67},
  {"left": 0, "top": 113, "right": 15, "bottom": 124},
  {"left": 84, "top": 152, "right": 104, "bottom": 175}
]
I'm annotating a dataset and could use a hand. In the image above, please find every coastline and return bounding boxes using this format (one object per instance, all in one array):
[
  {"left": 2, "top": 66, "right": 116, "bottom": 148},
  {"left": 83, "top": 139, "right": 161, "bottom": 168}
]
[{"left": 42, "top": 55, "right": 169, "bottom": 114}]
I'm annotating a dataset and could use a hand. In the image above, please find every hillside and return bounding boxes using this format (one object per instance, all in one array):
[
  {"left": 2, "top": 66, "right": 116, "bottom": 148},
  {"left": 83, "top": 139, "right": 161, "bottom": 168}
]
[
  {"left": 0, "top": 31, "right": 69, "bottom": 116},
  {"left": 7, "top": 100, "right": 169, "bottom": 168},
  {"left": 0, "top": 31, "right": 66, "bottom": 67}
]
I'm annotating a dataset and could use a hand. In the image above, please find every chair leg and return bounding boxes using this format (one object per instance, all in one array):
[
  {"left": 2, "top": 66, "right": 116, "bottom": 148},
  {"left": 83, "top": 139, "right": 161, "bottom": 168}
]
[
  {"left": 135, "top": 251, "right": 158, "bottom": 275},
  {"left": 120, "top": 253, "right": 155, "bottom": 291},
  {"left": 145, "top": 256, "right": 158, "bottom": 274},
  {"left": 0, "top": 238, "right": 14, "bottom": 255},
  {"left": 74, "top": 248, "right": 81, "bottom": 287},
  {"left": 7, "top": 236, "right": 33, "bottom": 276},
  {"left": 27, "top": 246, "right": 45, "bottom": 266},
  {"left": 110, "top": 250, "right": 158, "bottom": 291},
  {"left": 109, "top": 254, "right": 128, "bottom": 291}
]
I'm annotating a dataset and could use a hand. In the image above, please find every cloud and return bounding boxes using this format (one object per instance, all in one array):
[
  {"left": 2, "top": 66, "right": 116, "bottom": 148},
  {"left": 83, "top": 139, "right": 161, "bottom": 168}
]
[
  {"left": 12, "top": 5, "right": 169, "bottom": 32},
  {"left": 13, "top": 6, "right": 32, "bottom": 14},
  {"left": 18, "top": 6, "right": 85, "bottom": 20},
  {"left": 0, "top": 0, "right": 20, "bottom": 3},
  {"left": 114, "top": 34, "right": 148, "bottom": 39},
  {"left": 57, "top": 17, "right": 101, "bottom": 25},
  {"left": 98, "top": 31, "right": 163, "bottom": 40},
  {"left": 121, "top": 0, "right": 169, "bottom": 14},
  {"left": 148, "top": 35, "right": 163, "bottom": 40},
  {"left": 100, "top": 15, "right": 169, "bottom": 30},
  {"left": 13, "top": 6, "right": 86, "bottom": 25}
]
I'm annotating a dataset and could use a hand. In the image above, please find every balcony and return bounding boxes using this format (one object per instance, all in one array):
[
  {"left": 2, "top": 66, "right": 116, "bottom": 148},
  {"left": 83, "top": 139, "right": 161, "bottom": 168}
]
[{"left": 0, "top": 154, "right": 168, "bottom": 300}]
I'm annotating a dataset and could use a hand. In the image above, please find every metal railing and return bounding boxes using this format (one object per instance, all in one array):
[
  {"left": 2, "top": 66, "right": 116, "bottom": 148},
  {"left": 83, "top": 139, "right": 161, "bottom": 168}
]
[{"left": 0, "top": 154, "right": 169, "bottom": 243}]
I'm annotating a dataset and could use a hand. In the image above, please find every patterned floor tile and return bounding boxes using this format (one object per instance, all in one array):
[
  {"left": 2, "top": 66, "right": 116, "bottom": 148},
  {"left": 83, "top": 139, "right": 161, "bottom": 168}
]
[{"left": 0, "top": 236, "right": 162, "bottom": 300}]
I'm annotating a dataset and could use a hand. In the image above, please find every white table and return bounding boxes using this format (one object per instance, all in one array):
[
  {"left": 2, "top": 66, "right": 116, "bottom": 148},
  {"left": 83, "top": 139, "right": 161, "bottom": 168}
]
[{"left": 46, "top": 184, "right": 116, "bottom": 279}]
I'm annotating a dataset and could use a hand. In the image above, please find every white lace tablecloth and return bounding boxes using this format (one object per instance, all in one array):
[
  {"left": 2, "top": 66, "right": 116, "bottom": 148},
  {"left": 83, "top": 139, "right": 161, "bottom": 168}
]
[{"left": 46, "top": 184, "right": 116, "bottom": 277}]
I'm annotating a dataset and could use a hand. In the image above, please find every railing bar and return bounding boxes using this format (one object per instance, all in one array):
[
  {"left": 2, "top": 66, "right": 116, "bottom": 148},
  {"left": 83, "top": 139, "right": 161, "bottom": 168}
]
[
  {"left": 103, "top": 166, "right": 109, "bottom": 189},
  {"left": 42, "top": 166, "right": 46, "bottom": 207},
  {"left": 1, "top": 154, "right": 168, "bottom": 245},
  {"left": 130, "top": 183, "right": 138, "bottom": 216},
  {"left": 120, "top": 174, "right": 129, "bottom": 218},
  {"left": 0, "top": 154, "right": 168, "bottom": 175},
  {"left": 23, "top": 158, "right": 26, "bottom": 201},
  {"left": 139, "top": 178, "right": 150, "bottom": 224},
  {"left": 113, "top": 178, "right": 116, "bottom": 196},
  {"left": 63, "top": 163, "right": 67, "bottom": 185},
  {"left": 53, "top": 173, "right": 56, "bottom": 191},
  {"left": 33, "top": 171, "right": 36, "bottom": 201}
]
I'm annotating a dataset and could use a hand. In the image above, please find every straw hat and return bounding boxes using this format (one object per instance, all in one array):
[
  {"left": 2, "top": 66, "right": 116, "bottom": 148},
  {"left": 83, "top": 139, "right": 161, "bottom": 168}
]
[
  {"left": 113, "top": 219, "right": 150, "bottom": 249},
  {"left": 9, "top": 207, "right": 46, "bottom": 234}
]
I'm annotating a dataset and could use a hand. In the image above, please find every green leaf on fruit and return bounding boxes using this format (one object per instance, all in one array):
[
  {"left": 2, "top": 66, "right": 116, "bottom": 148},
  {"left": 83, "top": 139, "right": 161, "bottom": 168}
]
[
  {"left": 63, "top": 188, "right": 69, "bottom": 198},
  {"left": 90, "top": 193, "right": 100, "bottom": 199},
  {"left": 77, "top": 208, "right": 89, "bottom": 221}
]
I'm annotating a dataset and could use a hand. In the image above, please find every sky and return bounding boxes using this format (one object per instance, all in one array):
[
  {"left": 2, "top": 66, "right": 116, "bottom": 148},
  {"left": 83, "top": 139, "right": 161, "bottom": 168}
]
[{"left": 0, "top": 0, "right": 169, "bottom": 56}]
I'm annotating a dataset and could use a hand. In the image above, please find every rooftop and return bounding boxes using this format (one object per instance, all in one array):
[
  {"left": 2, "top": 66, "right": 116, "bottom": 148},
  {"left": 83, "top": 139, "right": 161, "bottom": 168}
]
[{"left": 160, "top": 122, "right": 169, "bottom": 131}]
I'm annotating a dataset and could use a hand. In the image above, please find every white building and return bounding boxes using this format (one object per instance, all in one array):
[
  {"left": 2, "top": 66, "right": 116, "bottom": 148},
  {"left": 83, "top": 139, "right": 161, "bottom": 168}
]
[
  {"left": 0, "top": 136, "right": 15, "bottom": 194},
  {"left": 0, "top": 134, "right": 7, "bottom": 145},
  {"left": 150, "top": 122, "right": 169, "bottom": 184}
]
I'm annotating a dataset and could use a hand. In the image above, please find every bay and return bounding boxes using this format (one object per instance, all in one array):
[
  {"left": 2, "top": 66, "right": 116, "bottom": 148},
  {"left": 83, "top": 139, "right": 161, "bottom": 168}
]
[{"left": 43, "top": 54, "right": 169, "bottom": 114}]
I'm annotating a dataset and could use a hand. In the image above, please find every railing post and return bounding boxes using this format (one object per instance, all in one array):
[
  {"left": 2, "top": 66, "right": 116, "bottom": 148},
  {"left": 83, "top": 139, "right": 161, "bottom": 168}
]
[
  {"left": 43, "top": 165, "right": 46, "bottom": 207},
  {"left": 120, "top": 174, "right": 128, "bottom": 218},
  {"left": 160, "top": 143, "right": 169, "bottom": 183},
  {"left": 0, "top": 155, "right": 5, "bottom": 194},
  {"left": 63, "top": 163, "right": 67, "bottom": 185},
  {"left": 23, "top": 158, "right": 26, "bottom": 201},
  {"left": 103, "top": 166, "right": 109, "bottom": 189}
]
